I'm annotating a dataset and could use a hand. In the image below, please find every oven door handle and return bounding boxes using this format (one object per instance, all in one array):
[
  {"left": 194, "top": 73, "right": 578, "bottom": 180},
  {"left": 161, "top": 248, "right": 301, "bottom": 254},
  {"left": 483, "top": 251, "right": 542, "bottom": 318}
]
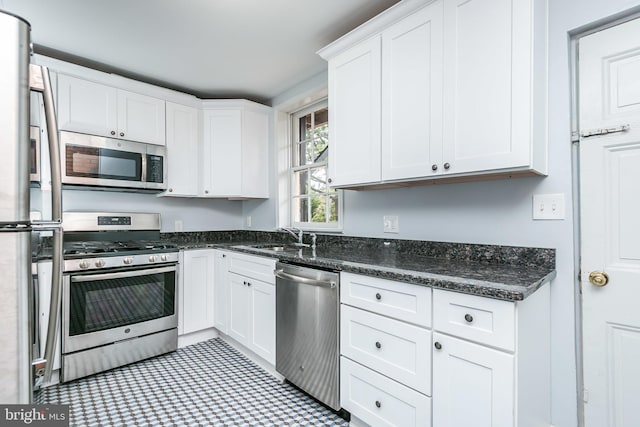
[{"left": 71, "top": 265, "right": 177, "bottom": 282}]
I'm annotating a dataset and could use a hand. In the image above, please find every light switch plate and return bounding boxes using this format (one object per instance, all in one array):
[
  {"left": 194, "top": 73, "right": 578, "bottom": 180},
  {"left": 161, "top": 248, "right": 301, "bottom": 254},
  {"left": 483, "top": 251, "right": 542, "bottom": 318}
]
[
  {"left": 532, "top": 193, "right": 565, "bottom": 220},
  {"left": 383, "top": 215, "right": 399, "bottom": 233}
]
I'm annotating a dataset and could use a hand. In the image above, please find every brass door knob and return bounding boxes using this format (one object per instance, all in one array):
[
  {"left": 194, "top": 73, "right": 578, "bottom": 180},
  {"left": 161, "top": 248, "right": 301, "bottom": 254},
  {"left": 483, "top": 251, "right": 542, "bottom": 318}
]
[{"left": 589, "top": 271, "right": 609, "bottom": 287}]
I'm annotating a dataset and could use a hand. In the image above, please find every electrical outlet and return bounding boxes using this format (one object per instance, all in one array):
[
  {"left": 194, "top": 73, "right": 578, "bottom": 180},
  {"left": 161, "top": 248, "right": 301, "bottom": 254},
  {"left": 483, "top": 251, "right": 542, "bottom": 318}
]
[
  {"left": 174, "top": 220, "right": 183, "bottom": 231},
  {"left": 246, "top": 215, "right": 252, "bottom": 227},
  {"left": 532, "top": 193, "right": 565, "bottom": 220},
  {"left": 383, "top": 215, "right": 399, "bottom": 233}
]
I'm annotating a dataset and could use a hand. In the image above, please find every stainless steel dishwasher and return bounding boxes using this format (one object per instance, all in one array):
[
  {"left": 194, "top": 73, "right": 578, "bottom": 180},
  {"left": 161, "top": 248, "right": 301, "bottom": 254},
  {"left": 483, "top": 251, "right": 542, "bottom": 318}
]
[{"left": 274, "top": 261, "right": 340, "bottom": 410}]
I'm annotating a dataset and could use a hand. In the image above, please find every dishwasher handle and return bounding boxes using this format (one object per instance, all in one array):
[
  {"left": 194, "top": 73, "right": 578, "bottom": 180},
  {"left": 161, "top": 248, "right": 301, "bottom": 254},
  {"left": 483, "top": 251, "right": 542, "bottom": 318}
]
[{"left": 274, "top": 269, "right": 336, "bottom": 289}]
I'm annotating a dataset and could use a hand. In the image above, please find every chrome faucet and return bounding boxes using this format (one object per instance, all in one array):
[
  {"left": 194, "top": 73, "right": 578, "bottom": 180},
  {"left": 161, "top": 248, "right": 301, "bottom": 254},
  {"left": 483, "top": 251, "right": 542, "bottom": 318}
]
[{"left": 280, "top": 227, "right": 317, "bottom": 251}]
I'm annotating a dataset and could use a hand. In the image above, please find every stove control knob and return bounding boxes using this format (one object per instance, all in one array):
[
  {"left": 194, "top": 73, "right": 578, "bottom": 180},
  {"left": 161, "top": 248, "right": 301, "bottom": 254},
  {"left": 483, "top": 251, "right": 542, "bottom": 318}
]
[
  {"left": 149, "top": 255, "right": 158, "bottom": 263},
  {"left": 123, "top": 257, "right": 134, "bottom": 265},
  {"left": 79, "top": 261, "right": 90, "bottom": 269},
  {"left": 94, "top": 259, "right": 105, "bottom": 268},
  {"left": 160, "top": 254, "right": 168, "bottom": 262}
]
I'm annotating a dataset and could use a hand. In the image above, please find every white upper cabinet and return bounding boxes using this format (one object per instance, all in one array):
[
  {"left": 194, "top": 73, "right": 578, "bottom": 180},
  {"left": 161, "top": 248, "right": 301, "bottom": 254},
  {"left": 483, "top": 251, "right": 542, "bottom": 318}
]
[
  {"left": 328, "top": 36, "right": 382, "bottom": 187},
  {"left": 441, "top": 0, "right": 547, "bottom": 175},
  {"left": 382, "top": 1, "right": 443, "bottom": 181},
  {"left": 201, "top": 100, "right": 270, "bottom": 198},
  {"left": 318, "top": 0, "right": 547, "bottom": 188},
  {"left": 57, "top": 73, "right": 166, "bottom": 145},
  {"left": 164, "top": 102, "right": 199, "bottom": 197}
]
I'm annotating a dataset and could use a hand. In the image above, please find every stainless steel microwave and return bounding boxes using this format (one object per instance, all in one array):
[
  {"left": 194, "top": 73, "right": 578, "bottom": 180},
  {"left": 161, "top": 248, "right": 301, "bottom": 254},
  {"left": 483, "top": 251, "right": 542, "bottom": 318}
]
[{"left": 60, "top": 131, "right": 167, "bottom": 192}]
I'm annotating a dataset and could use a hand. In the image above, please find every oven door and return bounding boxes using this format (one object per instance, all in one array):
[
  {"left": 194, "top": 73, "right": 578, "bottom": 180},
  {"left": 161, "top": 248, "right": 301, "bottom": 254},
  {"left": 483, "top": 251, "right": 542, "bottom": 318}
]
[{"left": 62, "top": 264, "right": 177, "bottom": 354}]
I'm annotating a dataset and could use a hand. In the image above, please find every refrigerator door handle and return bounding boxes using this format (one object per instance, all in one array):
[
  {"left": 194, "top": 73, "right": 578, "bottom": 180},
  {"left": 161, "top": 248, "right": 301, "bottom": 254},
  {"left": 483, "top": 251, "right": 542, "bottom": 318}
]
[{"left": 30, "top": 64, "right": 63, "bottom": 384}]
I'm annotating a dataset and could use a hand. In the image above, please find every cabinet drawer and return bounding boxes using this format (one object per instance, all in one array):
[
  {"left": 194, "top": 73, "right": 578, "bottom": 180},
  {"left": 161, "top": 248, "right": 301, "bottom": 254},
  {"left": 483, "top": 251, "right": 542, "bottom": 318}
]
[
  {"left": 228, "top": 252, "right": 276, "bottom": 284},
  {"left": 433, "top": 289, "right": 515, "bottom": 351},
  {"left": 341, "top": 356, "right": 431, "bottom": 427},
  {"left": 341, "top": 305, "right": 431, "bottom": 395},
  {"left": 341, "top": 272, "right": 431, "bottom": 327}
]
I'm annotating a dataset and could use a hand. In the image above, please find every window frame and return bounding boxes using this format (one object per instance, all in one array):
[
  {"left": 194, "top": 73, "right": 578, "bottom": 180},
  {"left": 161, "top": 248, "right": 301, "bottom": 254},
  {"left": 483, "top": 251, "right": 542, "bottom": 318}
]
[{"left": 289, "top": 99, "right": 342, "bottom": 231}]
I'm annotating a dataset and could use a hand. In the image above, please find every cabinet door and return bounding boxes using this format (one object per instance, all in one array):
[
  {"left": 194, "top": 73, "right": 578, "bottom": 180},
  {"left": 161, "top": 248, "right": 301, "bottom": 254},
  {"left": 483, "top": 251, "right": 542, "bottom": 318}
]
[
  {"left": 202, "top": 109, "right": 242, "bottom": 196},
  {"left": 165, "top": 102, "right": 199, "bottom": 196},
  {"left": 249, "top": 279, "right": 275, "bottom": 364},
  {"left": 328, "top": 36, "right": 382, "bottom": 187},
  {"left": 213, "top": 251, "right": 229, "bottom": 334},
  {"left": 442, "top": 0, "right": 533, "bottom": 174},
  {"left": 181, "top": 250, "right": 215, "bottom": 335},
  {"left": 57, "top": 74, "right": 117, "bottom": 137},
  {"left": 432, "top": 333, "right": 514, "bottom": 427},
  {"left": 241, "top": 109, "right": 269, "bottom": 198},
  {"left": 117, "top": 89, "right": 166, "bottom": 145},
  {"left": 227, "top": 272, "right": 251, "bottom": 345},
  {"left": 381, "top": 1, "right": 444, "bottom": 181}
]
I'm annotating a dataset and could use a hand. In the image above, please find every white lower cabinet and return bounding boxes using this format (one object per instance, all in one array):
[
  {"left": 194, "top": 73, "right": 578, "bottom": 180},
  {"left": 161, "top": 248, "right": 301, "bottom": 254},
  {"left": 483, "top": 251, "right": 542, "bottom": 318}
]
[
  {"left": 340, "top": 273, "right": 432, "bottom": 427},
  {"left": 341, "top": 357, "right": 431, "bottom": 427},
  {"left": 213, "top": 250, "right": 229, "bottom": 334},
  {"left": 340, "top": 274, "right": 550, "bottom": 427},
  {"left": 180, "top": 249, "right": 215, "bottom": 335},
  {"left": 226, "top": 253, "right": 276, "bottom": 365},
  {"left": 432, "top": 333, "right": 514, "bottom": 427}
]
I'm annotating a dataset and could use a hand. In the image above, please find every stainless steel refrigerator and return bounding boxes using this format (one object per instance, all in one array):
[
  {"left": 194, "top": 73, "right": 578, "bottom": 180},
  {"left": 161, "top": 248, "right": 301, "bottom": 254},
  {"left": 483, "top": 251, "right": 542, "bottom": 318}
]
[{"left": 0, "top": 9, "right": 63, "bottom": 404}]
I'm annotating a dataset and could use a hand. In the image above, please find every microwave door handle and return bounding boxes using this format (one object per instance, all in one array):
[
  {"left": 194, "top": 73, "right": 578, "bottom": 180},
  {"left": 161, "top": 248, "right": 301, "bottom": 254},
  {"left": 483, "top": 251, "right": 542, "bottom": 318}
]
[
  {"left": 141, "top": 152, "right": 147, "bottom": 184},
  {"left": 30, "top": 64, "right": 63, "bottom": 385}
]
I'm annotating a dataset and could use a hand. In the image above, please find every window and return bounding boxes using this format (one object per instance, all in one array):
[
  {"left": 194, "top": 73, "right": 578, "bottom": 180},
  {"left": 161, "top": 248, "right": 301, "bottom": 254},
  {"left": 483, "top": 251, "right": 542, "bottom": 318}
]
[{"left": 290, "top": 100, "right": 341, "bottom": 230}]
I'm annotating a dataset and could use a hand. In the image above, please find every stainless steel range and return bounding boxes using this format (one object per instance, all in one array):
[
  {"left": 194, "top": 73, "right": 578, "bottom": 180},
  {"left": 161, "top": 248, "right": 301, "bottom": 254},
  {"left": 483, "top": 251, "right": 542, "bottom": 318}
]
[{"left": 60, "top": 212, "right": 178, "bottom": 382}]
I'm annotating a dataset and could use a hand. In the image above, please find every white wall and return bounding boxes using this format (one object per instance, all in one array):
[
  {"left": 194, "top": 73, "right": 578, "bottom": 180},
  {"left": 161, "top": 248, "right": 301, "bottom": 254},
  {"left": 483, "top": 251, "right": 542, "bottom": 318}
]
[
  {"left": 262, "top": 1, "right": 640, "bottom": 426},
  {"left": 32, "top": 188, "right": 243, "bottom": 232}
]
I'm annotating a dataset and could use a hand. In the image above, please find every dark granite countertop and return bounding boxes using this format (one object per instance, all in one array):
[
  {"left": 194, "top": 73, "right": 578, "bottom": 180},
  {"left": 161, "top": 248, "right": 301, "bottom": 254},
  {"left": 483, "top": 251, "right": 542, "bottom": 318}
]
[{"left": 165, "top": 231, "right": 556, "bottom": 302}]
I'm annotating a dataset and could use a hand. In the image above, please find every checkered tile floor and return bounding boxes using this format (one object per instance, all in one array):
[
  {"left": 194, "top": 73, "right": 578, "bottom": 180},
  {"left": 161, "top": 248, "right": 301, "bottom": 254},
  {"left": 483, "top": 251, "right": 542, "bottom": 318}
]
[{"left": 36, "top": 338, "right": 349, "bottom": 426}]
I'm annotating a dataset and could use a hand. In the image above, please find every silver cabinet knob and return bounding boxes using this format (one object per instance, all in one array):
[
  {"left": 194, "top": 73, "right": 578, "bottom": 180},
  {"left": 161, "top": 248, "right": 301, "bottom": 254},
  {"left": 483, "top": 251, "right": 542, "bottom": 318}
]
[
  {"left": 444, "top": 162, "right": 451, "bottom": 170},
  {"left": 328, "top": 178, "right": 332, "bottom": 184},
  {"left": 119, "top": 132, "right": 125, "bottom": 137},
  {"left": 168, "top": 188, "right": 173, "bottom": 192},
  {"left": 204, "top": 190, "right": 209, "bottom": 194},
  {"left": 432, "top": 164, "right": 438, "bottom": 171},
  {"left": 464, "top": 314, "right": 473, "bottom": 323},
  {"left": 375, "top": 400, "right": 381, "bottom": 408},
  {"left": 375, "top": 293, "right": 382, "bottom": 301},
  {"left": 434, "top": 341, "right": 442, "bottom": 350},
  {"left": 110, "top": 130, "right": 116, "bottom": 135},
  {"left": 375, "top": 341, "right": 382, "bottom": 349}
]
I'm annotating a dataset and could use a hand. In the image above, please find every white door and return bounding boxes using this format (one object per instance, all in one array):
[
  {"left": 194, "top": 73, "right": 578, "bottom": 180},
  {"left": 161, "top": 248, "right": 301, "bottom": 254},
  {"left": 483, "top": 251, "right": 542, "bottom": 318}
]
[
  {"left": 181, "top": 250, "right": 215, "bottom": 335},
  {"left": 327, "top": 35, "right": 382, "bottom": 187},
  {"left": 57, "top": 74, "right": 117, "bottom": 137},
  {"left": 381, "top": 1, "right": 443, "bottom": 181},
  {"left": 165, "top": 102, "right": 199, "bottom": 196},
  {"left": 579, "top": 17, "right": 640, "bottom": 427},
  {"left": 227, "top": 272, "right": 250, "bottom": 346},
  {"left": 117, "top": 89, "right": 166, "bottom": 145},
  {"left": 432, "top": 333, "right": 514, "bottom": 427},
  {"left": 249, "top": 279, "right": 275, "bottom": 364}
]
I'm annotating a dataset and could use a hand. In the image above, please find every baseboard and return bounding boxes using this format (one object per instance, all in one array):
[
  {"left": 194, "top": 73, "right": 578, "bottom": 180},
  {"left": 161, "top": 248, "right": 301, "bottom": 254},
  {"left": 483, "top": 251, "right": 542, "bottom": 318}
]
[{"left": 177, "top": 328, "right": 218, "bottom": 348}]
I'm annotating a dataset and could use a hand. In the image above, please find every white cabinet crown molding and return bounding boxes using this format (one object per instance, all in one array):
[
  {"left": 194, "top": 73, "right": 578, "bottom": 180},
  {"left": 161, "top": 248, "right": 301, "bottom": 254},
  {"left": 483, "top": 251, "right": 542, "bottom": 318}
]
[{"left": 317, "top": 0, "right": 436, "bottom": 60}]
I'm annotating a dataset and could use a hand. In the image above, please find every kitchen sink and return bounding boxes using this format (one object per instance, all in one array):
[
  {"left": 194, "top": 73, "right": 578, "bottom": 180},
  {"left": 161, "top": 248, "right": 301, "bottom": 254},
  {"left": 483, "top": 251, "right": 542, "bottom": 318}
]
[{"left": 233, "top": 243, "right": 303, "bottom": 253}]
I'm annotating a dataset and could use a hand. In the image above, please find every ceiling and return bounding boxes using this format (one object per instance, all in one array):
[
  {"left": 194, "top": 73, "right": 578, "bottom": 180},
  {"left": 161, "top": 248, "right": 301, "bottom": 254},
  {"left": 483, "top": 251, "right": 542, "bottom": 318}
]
[{"left": 0, "top": 0, "right": 401, "bottom": 104}]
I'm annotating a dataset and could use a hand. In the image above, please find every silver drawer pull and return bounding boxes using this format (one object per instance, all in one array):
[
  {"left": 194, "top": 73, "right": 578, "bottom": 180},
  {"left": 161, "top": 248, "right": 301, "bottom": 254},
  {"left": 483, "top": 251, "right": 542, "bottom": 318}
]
[
  {"left": 375, "top": 293, "right": 382, "bottom": 301},
  {"left": 375, "top": 341, "right": 382, "bottom": 349},
  {"left": 464, "top": 314, "right": 474, "bottom": 323},
  {"left": 375, "top": 400, "right": 381, "bottom": 408}
]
